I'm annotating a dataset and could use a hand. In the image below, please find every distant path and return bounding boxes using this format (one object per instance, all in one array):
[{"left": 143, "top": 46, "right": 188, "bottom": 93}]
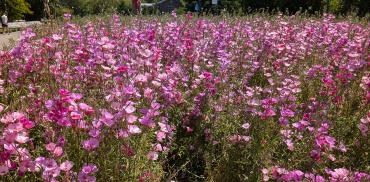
[
  {"left": 8, "top": 21, "right": 42, "bottom": 29},
  {"left": 0, "top": 31, "right": 21, "bottom": 50},
  {"left": 0, "top": 21, "right": 41, "bottom": 50}
]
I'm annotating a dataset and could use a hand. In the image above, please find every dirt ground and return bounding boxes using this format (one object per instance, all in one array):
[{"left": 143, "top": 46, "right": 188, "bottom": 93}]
[
  {"left": 0, "top": 21, "right": 41, "bottom": 50},
  {"left": 0, "top": 31, "right": 21, "bottom": 50}
]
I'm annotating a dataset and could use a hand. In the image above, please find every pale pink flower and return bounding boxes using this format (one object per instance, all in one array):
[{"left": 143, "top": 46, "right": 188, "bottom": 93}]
[
  {"left": 15, "top": 132, "right": 29, "bottom": 144},
  {"left": 128, "top": 125, "right": 142, "bottom": 134},
  {"left": 147, "top": 151, "right": 159, "bottom": 161},
  {"left": 60, "top": 161, "right": 73, "bottom": 172}
]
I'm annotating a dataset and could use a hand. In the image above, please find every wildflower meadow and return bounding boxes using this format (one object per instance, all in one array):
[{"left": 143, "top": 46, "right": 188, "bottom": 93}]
[{"left": 0, "top": 13, "right": 369, "bottom": 181}]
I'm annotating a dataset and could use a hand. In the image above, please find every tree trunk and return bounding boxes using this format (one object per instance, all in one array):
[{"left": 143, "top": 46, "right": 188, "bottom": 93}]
[
  {"left": 43, "top": 0, "right": 51, "bottom": 19},
  {"left": 132, "top": 0, "right": 141, "bottom": 15}
]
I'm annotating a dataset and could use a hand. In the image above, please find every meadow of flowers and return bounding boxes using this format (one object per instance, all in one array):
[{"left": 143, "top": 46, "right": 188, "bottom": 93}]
[{"left": 0, "top": 13, "right": 369, "bottom": 181}]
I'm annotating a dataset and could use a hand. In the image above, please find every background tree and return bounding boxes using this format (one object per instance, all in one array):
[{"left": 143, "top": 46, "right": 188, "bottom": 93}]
[
  {"left": 81, "top": 0, "right": 122, "bottom": 14},
  {"left": 5, "top": 0, "right": 368, "bottom": 21},
  {"left": 0, "top": 0, "right": 33, "bottom": 20},
  {"left": 43, "top": 0, "right": 51, "bottom": 18},
  {"left": 25, "top": 0, "right": 43, "bottom": 20},
  {"left": 357, "top": 0, "right": 369, "bottom": 16}
]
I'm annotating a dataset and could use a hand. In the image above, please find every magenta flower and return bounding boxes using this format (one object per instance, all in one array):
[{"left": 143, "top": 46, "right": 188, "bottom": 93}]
[
  {"left": 122, "top": 144, "right": 135, "bottom": 157},
  {"left": 82, "top": 164, "right": 98, "bottom": 174},
  {"left": 0, "top": 165, "right": 9, "bottom": 175},
  {"left": 79, "top": 103, "right": 94, "bottom": 114},
  {"left": 100, "top": 110, "right": 114, "bottom": 127},
  {"left": 280, "top": 108, "right": 295, "bottom": 118},
  {"left": 261, "top": 108, "right": 276, "bottom": 119},
  {"left": 139, "top": 117, "right": 155, "bottom": 128},
  {"left": 0, "top": 13, "right": 369, "bottom": 181},
  {"left": 70, "top": 111, "right": 82, "bottom": 120},
  {"left": 78, "top": 164, "right": 98, "bottom": 182},
  {"left": 82, "top": 138, "right": 100, "bottom": 151}
]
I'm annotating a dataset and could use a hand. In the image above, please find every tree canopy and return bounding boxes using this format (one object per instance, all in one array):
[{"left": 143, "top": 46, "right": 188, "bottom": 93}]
[
  {"left": 1, "top": 0, "right": 369, "bottom": 21},
  {"left": 0, "top": 0, "right": 33, "bottom": 20}
]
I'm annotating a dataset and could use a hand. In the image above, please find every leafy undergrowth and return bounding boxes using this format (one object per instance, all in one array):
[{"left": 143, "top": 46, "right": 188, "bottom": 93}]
[{"left": 0, "top": 13, "right": 369, "bottom": 181}]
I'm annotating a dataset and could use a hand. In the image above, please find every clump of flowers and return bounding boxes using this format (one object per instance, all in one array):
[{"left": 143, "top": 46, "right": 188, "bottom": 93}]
[{"left": 0, "top": 13, "right": 369, "bottom": 181}]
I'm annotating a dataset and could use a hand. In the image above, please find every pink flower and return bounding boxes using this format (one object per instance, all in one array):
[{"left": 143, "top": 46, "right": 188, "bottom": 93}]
[
  {"left": 261, "top": 108, "right": 276, "bottom": 119},
  {"left": 285, "top": 139, "right": 294, "bottom": 151},
  {"left": 156, "top": 131, "right": 166, "bottom": 142},
  {"left": 138, "top": 48, "right": 153, "bottom": 58},
  {"left": 15, "top": 132, "right": 29, "bottom": 144},
  {"left": 147, "top": 151, "right": 158, "bottom": 161},
  {"left": 124, "top": 104, "right": 136, "bottom": 114},
  {"left": 71, "top": 111, "right": 82, "bottom": 120},
  {"left": 128, "top": 125, "right": 142, "bottom": 134},
  {"left": 154, "top": 143, "right": 163, "bottom": 152},
  {"left": 158, "top": 121, "right": 172, "bottom": 133},
  {"left": 229, "top": 135, "right": 251, "bottom": 143},
  {"left": 12, "top": 112, "right": 25, "bottom": 120},
  {"left": 53, "top": 147, "right": 63, "bottom": 157},
  {"left": 0, "top": 165, "right": 9, "bottom": 175},
  {"left": 116, "top": 129, "right": 129, "bottom": 138},
  {"left": 60, "top": 161, "right": 73, "bottom": 172},
  {"left": 82, "top": 164, "right": 98, "bottom": 174},
  {"left": 79, "top": 103, "right": 94, "bottom": 114},
  {"left": 78, "top": 173, "right": 96, "bottom": 182},
  {"left": 78, "top": 164, "right": 97, "bottom": 182},
  {"left": 88, "top": 129, "right": 100, "bottom": 138},
  {"left": 281, "top": 170, "right": 304, "bottom": 181},
  {"left": 339, "top": 142, "right": 347, "bottom": 152},
  {"left": 242, "top": 123, "right": 250, "bottom": 130},
  {"left": 46, "top": 142, "right": 57, "bottom": 151},
  {"left": 82, "top": 138, "right": 100, "bottom": 151},
  {"left": 144, "top": 88, "right": 153, "bottom": 99},
  {"left": 139, "top": 117, "right": 155, "bottom": 128},
  {"left": 281, "top": 108, "right": 295, "bottom": 118},
  {"left": 328, "top": 168, "right": 350, "bottom": 180},
  {"left": 135, "top": 74, "right": 148, "bottom": 83},
  {"left": 126, "top": 114, "right": 137, "bottom": 124},
  {"left": 51, "top": 34, "right": 63, "bottom": 41},
  {"left": 70, "top": 93, "right": 83, "bottom": 101},
  {"left": 6, "top": 122, "right": 24, "bottom": 133},
  {"left": 101, "top": 111, "right": 115, "bottom": 127},
  {"left": 63, "top": 13, "right": 71, "bottom": 20},
  {"left": 39, "top": 158, "right": 60, "bottom": 179}
]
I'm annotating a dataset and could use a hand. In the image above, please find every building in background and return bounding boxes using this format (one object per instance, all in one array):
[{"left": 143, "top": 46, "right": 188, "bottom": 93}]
[
  {"left": 140, "top": 0, "right": 181, "bottom": 14},
  {"left": 156, "top": 0, "right": 181, "bottom": 13}
]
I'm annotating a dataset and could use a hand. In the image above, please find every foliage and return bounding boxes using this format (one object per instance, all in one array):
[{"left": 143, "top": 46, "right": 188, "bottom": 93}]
[
  {"left": 117, "top": 0, "right": 133, "bottom": 15},
  {"left": 81, "top": 0, "right": 121, "bottom": 14},
  {"left": 8, "top": 0, "right": 370, "bottom": 21},
  {"left": 328, "top": 0, "right": 343, "bottom": 14},
  {"left": 0, "top": 0, "right": 33, "bottom": 20},
  {"left": 25, "top": 0, "right": 43, "bottom": 21}
]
